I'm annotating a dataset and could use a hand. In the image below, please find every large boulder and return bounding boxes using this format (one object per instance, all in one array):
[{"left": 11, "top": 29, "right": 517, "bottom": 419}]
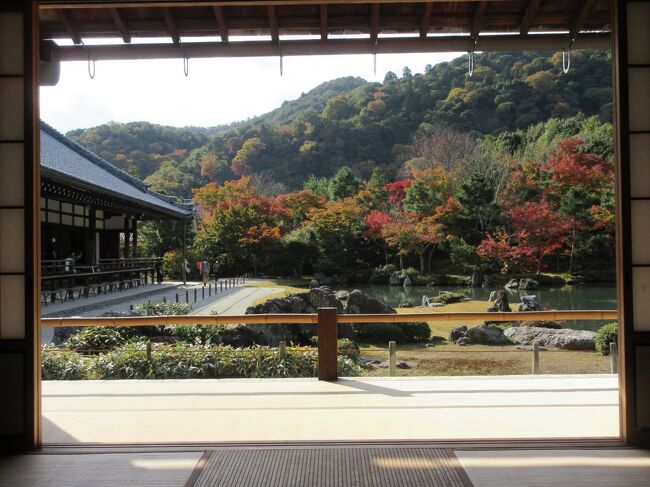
[
  {"left": 344, "top": 289, "right": 394, "bottom": 314},
  {"left": 465, "top": 325, "right": 510, "bottom": 345},
  {"left": 403, "top": 275, "right": 413, "bottom": 287},
  {"left": 309, "top": 279, "right": 320, "bottom": 289},
  {"left": 449, "top": 325, "right": 468, "bottom": 342},
  {"left": 422, "top": 295, "right": 444, "bottom": 307},
  {"left": 504, "top": 326, "right": 596, "bottom": 350},
  {"left": 487, "top": 290, "right": 511, "bottom": 312},
  {"left": 244, "top": 287, "right": 345, "bottom": 345},
  {"left": 518, "top": 295, "right": 541, "bottom": 312}
]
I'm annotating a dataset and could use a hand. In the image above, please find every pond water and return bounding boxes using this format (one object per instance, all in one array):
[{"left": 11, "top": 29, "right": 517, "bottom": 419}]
[{"left": 335, "top": 284, "right": 618, "bottom": 331}]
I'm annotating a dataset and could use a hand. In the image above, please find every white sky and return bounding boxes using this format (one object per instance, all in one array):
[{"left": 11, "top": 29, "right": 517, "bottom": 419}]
[{"left": 40, "top": 41, "right": 460, "bottom": 133}]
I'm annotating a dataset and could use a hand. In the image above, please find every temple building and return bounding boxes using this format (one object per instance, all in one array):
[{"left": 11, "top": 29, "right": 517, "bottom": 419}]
[{"left": 39, "top": 122, "right": 192, "bottom": 268}]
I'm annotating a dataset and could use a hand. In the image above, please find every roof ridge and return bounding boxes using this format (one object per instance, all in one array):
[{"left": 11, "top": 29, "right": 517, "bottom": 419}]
[
  {"left": 41, "top": 121, "right": 150, "bottom": 191},
  {"left": 40, "top": 121, "right": 193, "bottom": 217}
]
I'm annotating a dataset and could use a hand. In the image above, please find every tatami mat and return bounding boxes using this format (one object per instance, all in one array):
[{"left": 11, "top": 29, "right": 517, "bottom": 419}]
[
  {"left": 192, "top": 447, "right": 473, "bottom": 487},
  {"left": 0, "top": 451, "right": 203, "bottom": 487},
  {"left": 456, "top": 449, "right": 650, "bottom": 487}
]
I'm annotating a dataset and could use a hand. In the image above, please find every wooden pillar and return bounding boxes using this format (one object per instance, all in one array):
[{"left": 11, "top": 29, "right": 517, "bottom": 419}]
[
  {"left": 317, "top": 307, "right": 338, "bottom": 381},
  {"left": 613, "top": 0, "right": 650, "bottom": 447},
  {"left": 85, "top": 208, "right": 96, "bottom": 264},
  {"left": 0, "top": 0, "right": 40, "bottom": 451},
  {"left": 132, "top": 218, "right": 137, "bottom": 258},
  {"left": 123, "top": 215, "right": 130, "bottom": 259}
]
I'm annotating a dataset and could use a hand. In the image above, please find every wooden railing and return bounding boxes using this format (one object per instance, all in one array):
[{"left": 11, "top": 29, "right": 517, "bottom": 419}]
[{"left": 41, "top": 309, "right": 618, "bottom": 381}]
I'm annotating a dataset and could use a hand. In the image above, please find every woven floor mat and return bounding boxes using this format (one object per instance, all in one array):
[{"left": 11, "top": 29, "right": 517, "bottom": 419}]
[{"left": 191, "top": 447, "right": 473, "bottom": 487}]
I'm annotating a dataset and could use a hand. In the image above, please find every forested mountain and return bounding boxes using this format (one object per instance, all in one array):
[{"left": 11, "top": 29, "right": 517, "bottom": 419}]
[
  {"left": 67, "top": 50, "right": 612, "bottom": 196},
  {"left": 66, "top": 121, "right": 208, "bottom": 179}
]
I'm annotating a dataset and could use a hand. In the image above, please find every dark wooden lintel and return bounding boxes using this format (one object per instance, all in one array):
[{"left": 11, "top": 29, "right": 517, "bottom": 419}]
[
  {"left": 570, "top": 0, "right": 597, "bottom": 40},
  {"left": 109, "top": 8, "right": 131, "bottom": 43},
  {"left": 420, "top": 2, "right": 433, "bottom": 38},
  {"left": 519, "top": 0, "right": 541, "bottom": 36},
  {"left": 267, "top": 5, "right": 279, "bottom": 43},
  {"left": 162, "top": 7, "right": 180, "bottom": 44},
  {"left": 471, "top": 1, "right": 488, "bottom": 38},
  {"left": 56, "top": 8, "right": 81, "bottom": 44},
  {"left": 214, "top": 6, "right": 228, "bottom": 42},
  {"left": 370, "top": 4, "right": 380, "bottom": 43},
  {"left": 320, "top": 4, "right": 328, "bottom": 41}
]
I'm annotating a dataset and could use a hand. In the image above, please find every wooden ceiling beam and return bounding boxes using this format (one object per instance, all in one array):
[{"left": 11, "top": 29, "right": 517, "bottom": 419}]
[
  {"left": 519, "top": 0, "right": 541, "bottom": 35},
  {"left": 470, "top": 1, "right": 487, "bottom": 38},
  {"left": 320, "top": 4, "right": 328, "bottom": 41},
  {"left": 420, "top": 2, "right": 433, "bottom": 38},
  {"left": 41, "top": 1, "right": 507, "bottom": 9},
  {"left": 213, "top": 5, "right": 228, "bottom": 42},
  {"left": 54, "top": 33, "right": 611, "bottom": 62},
  {"left": 570, "top": 0, "right": 596, "bottom": 40},
  {"left": 56, "top": 8, "right": 82, "bottom": 44},
  {"left": 370, "top": 4, "right": 380, "bottom": 42},
  {"left": 267, "top": 5, "right": 279, "bottom": 43},
  {"left": 109, "top": 7, "right": 131, "bottom": 43},
  {"left": 162, "top": 7, "right": 180, "bottom": 44}
]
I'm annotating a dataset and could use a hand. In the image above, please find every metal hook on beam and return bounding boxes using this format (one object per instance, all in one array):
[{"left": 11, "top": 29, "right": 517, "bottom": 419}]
[
  {"left": 561, "top": 37, "right": 575, "bottom": 74},
  {"left": 82, "top": 41, "right": 95, "bottom": 79},
  {"left": 181, "top": 42, "right": 189, "bottom": 77},
  {"left": 372, "top": 38, "right": 378, "bottom": 76},
  {"left": 468, "top": 36, "right": 477, "bottom": 77}
]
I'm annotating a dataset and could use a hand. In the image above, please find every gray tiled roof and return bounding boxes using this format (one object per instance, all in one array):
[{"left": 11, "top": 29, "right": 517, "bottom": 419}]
[{"left": 40, "top": 122, "right": 193, "bottom": 219}]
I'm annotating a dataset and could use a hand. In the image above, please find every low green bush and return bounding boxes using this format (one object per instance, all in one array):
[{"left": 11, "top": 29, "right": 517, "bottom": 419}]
[
  {"left": 169, "top": 325, "right": 227, "bottom": 345},
  {"left": 356, "top": 324, "right": 408, "bottom": 344},
  {"left": 135, "top": 301, "right": 193, "bottom": 316},
  {"left": 400, "top": 267, "right": 419, "bottom": 280},
  {"left": 370, "top": 264, "right": 398, "bottom": 283},
  {"left": 596, "top": 322, "right": 618, "bottom": 355},
  {"left": 65, "top": 327, "right": 128, "bottom": 353},
  {"left": 42, "top": 343, "right": 362, "bottom": 380},
  {"left": 41, "top": 345, "right": 90, "bottom": 380},
  {"left": 430, "top": 291, "right": 466, "bottom": 304}
]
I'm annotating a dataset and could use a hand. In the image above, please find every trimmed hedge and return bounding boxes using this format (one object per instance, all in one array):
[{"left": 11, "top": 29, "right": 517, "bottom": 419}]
[
  {"left": 595, "top": 322, "right": 618, "bottom": 356},
  {"left": 42, "top": 343, "right": 362, "bottom": 380}
]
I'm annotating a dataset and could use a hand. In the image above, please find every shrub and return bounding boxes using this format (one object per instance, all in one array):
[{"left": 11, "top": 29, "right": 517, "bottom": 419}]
[
  {"left": 356, "top": 324, "right": 408, "bottom": 344},
  {"left": 89, "top": 343, "right": 362, "bottom": 380},
  {"left": 170, "top": 325, "right": 227, "bottom": 345},
  {"left": 430, "top": 291, "right": 466, "bottom": 304},
  {"left": 41, "top": 345, "right": 90, "bottom": 380},
  {"left": 135, "top": 301, "right": 192, "bottom": 316},
  {"left": 596, "top": 322, "right": 618, "bottom": 355},
  {"left": 396, "top": 322, "right": 431, "bottom": 342},
  {"left": 400, "top": 267, "right": 419, "bottom": 280},
  {"left": 162, "top": 249, "right": 183, "bottom": 280},
  {"left": 370, "top": 264, "right": 398, "bottom": 283},
  {"left": 65, "top": 327, "right": 127, "bottom": 353}
]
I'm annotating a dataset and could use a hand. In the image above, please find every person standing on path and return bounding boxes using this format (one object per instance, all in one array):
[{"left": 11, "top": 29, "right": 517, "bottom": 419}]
[
  {"left": 200, "top": 259, "right": 210, "bottom": 286},
  {"left": 212, "top": 260, "right": 221, "bottom": 282}
]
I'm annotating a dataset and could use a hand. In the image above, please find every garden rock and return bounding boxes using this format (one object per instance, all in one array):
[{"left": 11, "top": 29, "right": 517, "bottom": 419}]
[
  {"left": 487, "top": 291, "right": 511, "bottom": 312},
  {"left": 421, "top": 295, "right": 444, "bottom": 307},
  {"left": 389, "top": 271, "right": 402, "bottom": 286},
  {"left": 518, "top": 295, "right": 541, "bottom": 312},
  {"left": 403, "top": 276, "right": 413, "bottom": 287},
  {"left": 465, "top": 325, "right": 509, "bottom": 345},
  {"left": 489, "top": 291, "right": 497, "bottom": 302},
  {"left": 449, "top": 325, "right": 468, "bottom": 342},
  {"left": 309, "top": 279, "right": 320, "bottom": 289},
  {"left": 456, "top": 337, "right": 471, "bottom": 346},
  {"left": 518, "top": 278, "right": 539, "bottom": 290},
  {"left": 504, "top": 326, "right": 596, "bottom": 350},
  {"left": 505, "top": 278, "right": 519, "bottom": 290},
  {"left": 335, "top": 290, "right": 350, "bottom": 301},
  {"left": 344, "top": 289, "right": 394, "bottom": 315},
  {"left": 471, "top": 271, "right": 482, "bottom": 287}
]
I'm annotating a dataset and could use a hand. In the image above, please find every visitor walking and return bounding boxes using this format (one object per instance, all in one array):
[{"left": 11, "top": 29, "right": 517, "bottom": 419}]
[{"left": 200, "top": 259, "right": 210, "bottom": 285}]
